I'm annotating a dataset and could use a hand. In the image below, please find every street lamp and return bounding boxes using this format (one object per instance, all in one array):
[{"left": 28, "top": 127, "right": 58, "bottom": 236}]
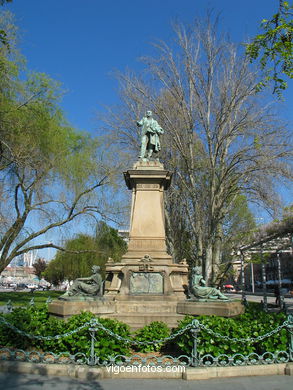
[{"left": 261, "top": 245, "right": 268, "bottom": 312}]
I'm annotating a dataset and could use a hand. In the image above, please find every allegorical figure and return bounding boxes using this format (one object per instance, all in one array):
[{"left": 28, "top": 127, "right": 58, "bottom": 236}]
[
  {"left": 189, "top": 266, "right": 229, "bottom": 300},
  {"left": 61, "top": 265, "right": 103, "bottom": 298},
  {"left": 137, "top": 110, "right": 164, "bottom": 159}
]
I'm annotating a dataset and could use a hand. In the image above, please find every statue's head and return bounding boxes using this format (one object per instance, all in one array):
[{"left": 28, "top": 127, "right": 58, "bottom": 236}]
[
  {"left": 192, "top": 266, "right": 202, "bottom": 275},
  {"left": 146, "top": 110, "right": 152, "bottom": 117},
  {"left": 92, "top": 265, "right": 100, "bottom": 273}
]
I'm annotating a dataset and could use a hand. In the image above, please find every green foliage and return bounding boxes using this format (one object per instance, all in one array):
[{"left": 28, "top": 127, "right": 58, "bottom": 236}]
[
  {"left": 43, "top": 224, "right": 127, "bottom": 285},
  {"left": 0, "top": 306, "right": 131, "bottom": 360},
  {"left": 0, "top": 10, "right": 112, "bottom": 273},
  {"left": 133, "top": 321, "right": 170, "bottom": 352},
  {"left": 42, "top": 259, "right": 65, "bottom": 286},
  {"left": 172, "top": 303, "right": 288, "bottom": 357},
  {"left": 43, "top": 234, "right": 103, "bottom": 284},
  {"left": 246, "top": 1, "right": 293, "bottom": 96},
  {"left": 95, "top": 221, "right": 127, "bottom": 263},
  {"left": 249, "top": 252, "right": 271, "bottom": 264},
  {"left": 222, "top": 195, "right": 256, "bottom": 261},
  {"left": 0, "top": 303, "right": 289, "bottom": 360}
]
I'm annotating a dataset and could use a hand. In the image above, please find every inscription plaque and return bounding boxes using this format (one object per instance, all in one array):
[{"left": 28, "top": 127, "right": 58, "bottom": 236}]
[
  {"left": 130, "top": 272, "right": 163, "bottom": 294},
  {"left": 136, "top": 183, "right": 160, "bottom": 189}
]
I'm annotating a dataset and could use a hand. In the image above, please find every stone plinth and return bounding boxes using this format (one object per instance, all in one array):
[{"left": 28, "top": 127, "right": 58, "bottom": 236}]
[
  {"left": 105, "top": 260, "right": 188, "bottom": 298},
  {"left": 177, "top": 300, "right": 245, "bottom": 317},
  {"left": 104, "top": 299, "right": 186, "bottom": 330},
  {"left": 122, "top": 160, "right": 172, "bottom": 262},
  {"left": 104, "top": 160, "right": 189, "bottom": 307},
  {"left": 48, "top": 299, "right": 115, "bottom": 319}
]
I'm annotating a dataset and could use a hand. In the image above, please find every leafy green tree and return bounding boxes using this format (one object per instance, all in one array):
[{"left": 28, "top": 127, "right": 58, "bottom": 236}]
[
  {"left": 42, "top": 257, "right": 65, "bottom": 286},
  {"left": 0, "top": 11, "right": 114, "bottom": 273},
  {"left": 246, "top": 0, "right": 293, "bottom": 96},
  {"left": 95, "top": 221, "right": 127, "bottom": 263},
  {"left": 43, "top": 226, "right": 127, "bottom": 284},
  {"left": 44, "top": 234, "right": 103, "bottom": 284}
]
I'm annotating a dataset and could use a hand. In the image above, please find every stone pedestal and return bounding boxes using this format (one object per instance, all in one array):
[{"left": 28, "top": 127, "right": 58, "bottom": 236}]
[
  {"left": 122, "top": 160, "right": 172, "bottom": 262},
  {"left": 177, "top": 300, "right": 244, "bottom": 317},
  {"left": 104, "top": 160, "right": 189, "bottom": 305},
  {"left": 48, "top": 299, "right": 115, "bottom": 319},
  {"left": 49, "top": 160, "right": 244, "bottom": 330}
]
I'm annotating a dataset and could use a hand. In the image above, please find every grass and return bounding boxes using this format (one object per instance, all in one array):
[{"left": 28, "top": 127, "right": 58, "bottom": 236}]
[{"left": 0, "top": 291, "right": 63, "bottom": 307}]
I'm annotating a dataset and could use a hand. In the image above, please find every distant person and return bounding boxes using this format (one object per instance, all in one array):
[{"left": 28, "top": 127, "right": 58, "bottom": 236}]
[{"left": 274, "top": 285, "right": 280, "bottom": 306}]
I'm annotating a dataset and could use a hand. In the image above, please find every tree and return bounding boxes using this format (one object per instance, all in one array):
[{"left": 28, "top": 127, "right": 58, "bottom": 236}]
[
  {"left": 246, "top": 0, "right": 293, "bottom": 96},
  {"left": 0, "top": 0, "right": 12, "bottom": 48},
  {"left": 32, "top": 258, "right": 47, "bottom": 280},
  {"left": 44, "top": 234, "right": 102, "bottom": 285},
  {"left": 101, "top": 16, "right": 292, "bottom": 284},
  {"left": 95, "top": 221, "right": 127, "bottom": 263},
  {"left": 43, "top": 226, "right": 127, "bottom": 285},
  {"left": 0, "top": 11, "right": 118, "bottom": 273}
]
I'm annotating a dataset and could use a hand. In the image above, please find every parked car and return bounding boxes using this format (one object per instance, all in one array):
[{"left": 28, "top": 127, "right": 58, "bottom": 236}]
[
  {"left": 223, "top": 284, "right": 236, "bottom": 293},
  {"left": 37, "top": 285, "right": 50, "bottom": 291},
  {"left": 27, "top": 284, "right": 38, "bottom": 290},
  {"left": 15, "top": 283, "right": 28, "bottom": 290}
]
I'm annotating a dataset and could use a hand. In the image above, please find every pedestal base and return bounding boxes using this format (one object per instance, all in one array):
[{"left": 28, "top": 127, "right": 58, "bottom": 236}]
[
  {"left": 48, "top": 296, "right": 244, "bottom": 329},
  {"left": 177, "top": 300, "right": 244, "bottom": 317},
  {"left": 48, "top": 299, "right": 115, "bottom": 319}
]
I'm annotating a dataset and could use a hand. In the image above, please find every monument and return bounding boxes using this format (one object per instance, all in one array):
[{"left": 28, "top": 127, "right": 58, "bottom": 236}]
[{"left": 49, "top": 110, "right": 244, "bottom": 328}]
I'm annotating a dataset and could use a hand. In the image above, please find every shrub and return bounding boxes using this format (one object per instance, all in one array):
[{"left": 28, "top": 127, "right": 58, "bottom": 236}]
[
  {"left": 133, "top": 321, "right": 170, "bottom": 352},
  {"left": 172, "top": 303, "right": 289, "bottom": 357},
  {"left": 0, "top": 306, "right": 131, "bottom": 361}
]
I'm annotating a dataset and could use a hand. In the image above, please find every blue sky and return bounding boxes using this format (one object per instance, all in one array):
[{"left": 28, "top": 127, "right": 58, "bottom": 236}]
[
  {"left": 5, "top": 0, "right": 292, "bottom": 132},
  {"left": 2, "top": 1, "right": 292, "bottom": 259}
]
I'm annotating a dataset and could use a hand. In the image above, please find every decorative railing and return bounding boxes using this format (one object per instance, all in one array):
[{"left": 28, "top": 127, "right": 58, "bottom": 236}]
[{"left": 0, "top": 310, "right": 292, "bottom": 367}]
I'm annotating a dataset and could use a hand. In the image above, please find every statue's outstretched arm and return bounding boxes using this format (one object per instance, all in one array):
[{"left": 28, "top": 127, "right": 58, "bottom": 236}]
[{"left": 76, "top": 276, "right": 90, "bottom": 281}]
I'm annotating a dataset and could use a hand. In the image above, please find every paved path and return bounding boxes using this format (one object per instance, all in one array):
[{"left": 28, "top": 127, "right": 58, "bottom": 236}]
[
  {"left": 0, "top": 373, "right": 292, "bottom": 390},
  {"left": 227, "top": 293, "right": 293, "bottom": 313}
]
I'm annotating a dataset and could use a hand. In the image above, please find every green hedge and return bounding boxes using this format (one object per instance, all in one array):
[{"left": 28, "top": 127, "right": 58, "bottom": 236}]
[
  {"left": 133, "top": 321, "right": 170, "bottom": 352},
  {"left": 0, "top": 306, "right": 131, "bottom": 361},
  {"left": 0, "top": 303, "right": 289, "bottom": 359},
  {"left": 172, "top": 303, "right": 289, "bottom": 357}
]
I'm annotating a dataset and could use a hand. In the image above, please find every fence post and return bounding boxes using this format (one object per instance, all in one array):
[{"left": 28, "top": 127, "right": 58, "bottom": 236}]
[
  {"left": 287, "top": 315, "right": 293, "bottom": 361},
  {"left": 6, "top": 300, "right": 13, "bottom": 313},
  {"left": 88, "top": 325, "right": 97, "bottom": 366},
  {"left": 260, "top": 245, "right": 268, "bottom": 312},
  {"left": 190, "top": 320, "right": 200, "bottom": 367}
]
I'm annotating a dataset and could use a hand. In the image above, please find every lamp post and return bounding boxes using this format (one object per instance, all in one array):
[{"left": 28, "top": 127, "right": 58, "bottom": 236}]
[
  {"left": 250, "top": 262, "right": 255, "bottom": 293},
  {"left": 276, "top": 251, "right": 284, "bottom": 309},
  {"left": 261, "top": 245, "right": 268, "bottom": 312},
  {"left": 240, "top": 250, "right": 247, "bottom": 305}
]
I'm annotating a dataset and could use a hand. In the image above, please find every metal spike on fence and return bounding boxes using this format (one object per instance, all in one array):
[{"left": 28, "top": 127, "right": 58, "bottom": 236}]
[
  {"left": 6, "top": 300, "right": 13, "bottom": 312},
  {"left": 29, "top": 297, "right": 35, "bottom": 306}
]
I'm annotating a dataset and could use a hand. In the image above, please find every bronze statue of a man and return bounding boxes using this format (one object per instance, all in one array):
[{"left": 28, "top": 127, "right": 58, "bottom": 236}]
[{"left": 137, "top": 110, "right": 164, "bottom": 160}]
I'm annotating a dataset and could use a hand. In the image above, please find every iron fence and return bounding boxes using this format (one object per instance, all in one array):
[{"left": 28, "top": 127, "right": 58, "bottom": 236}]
[{"left": 0, "top": 306, "right": 292, "bottom": 368}]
